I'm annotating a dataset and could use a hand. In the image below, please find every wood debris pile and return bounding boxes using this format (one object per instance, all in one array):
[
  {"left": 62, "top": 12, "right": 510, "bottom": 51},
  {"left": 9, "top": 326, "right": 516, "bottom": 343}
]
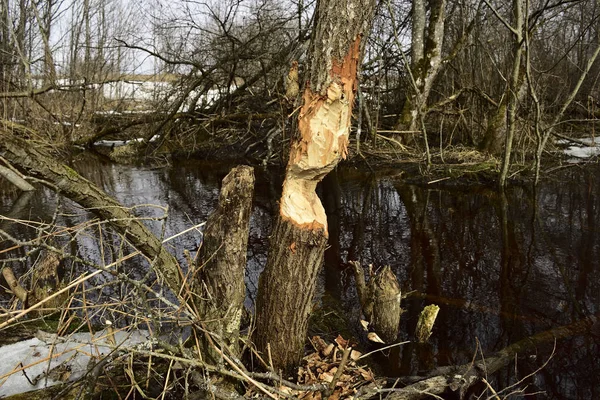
[{"left": 285, "top": 335, "right": 376, "bottom": 399}]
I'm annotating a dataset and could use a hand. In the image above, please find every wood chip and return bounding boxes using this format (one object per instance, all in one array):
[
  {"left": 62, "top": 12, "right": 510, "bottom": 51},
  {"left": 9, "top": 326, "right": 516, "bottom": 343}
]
[
  {"left": 335, "top": 334, "right": 349, "bottom": 349},
  {"left": 323, "top": 343, "right": 334, "bottom": 356},
  {"left": 367, "top": 332, "right": 385, "bottom": 343},
  {"left": 319, "top": 371, "right": 334, "bottom": 383}
]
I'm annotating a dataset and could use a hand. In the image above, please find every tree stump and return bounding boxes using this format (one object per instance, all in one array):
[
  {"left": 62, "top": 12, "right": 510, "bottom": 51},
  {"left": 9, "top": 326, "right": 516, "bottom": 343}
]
[{"left": 195, "top": 166, "right": 254, "bottom": 361}]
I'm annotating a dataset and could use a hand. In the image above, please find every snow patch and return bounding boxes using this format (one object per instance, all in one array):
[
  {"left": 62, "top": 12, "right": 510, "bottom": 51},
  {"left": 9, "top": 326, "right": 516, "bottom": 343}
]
[
  {"left": 94, "top": 135, "right": 160, "bottom": 147},
  {"left": 0, "top": 329, "right": 151, "bottom": 397},
  {"left": 561, "top": 136, "right": 600, "bottom": 161}
]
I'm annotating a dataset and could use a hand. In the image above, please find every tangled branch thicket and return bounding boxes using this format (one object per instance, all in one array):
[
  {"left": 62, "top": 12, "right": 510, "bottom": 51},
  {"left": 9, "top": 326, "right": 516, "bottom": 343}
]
[
  {"left": 0, "top": 207, "right": 381, "bottom": 399},
  {"left": 0, "top": 206, "right": 204, "bottom": 396}
]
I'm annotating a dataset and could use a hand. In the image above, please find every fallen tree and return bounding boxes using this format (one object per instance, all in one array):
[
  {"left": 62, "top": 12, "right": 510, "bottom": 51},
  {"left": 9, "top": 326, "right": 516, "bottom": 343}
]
[
  {"left": 0, "top": 125, "right": 182, "bottom": 291},
  {"left": 1, "top": 122, "right": 596, "bottom": 398},
  {"left": 355, "top": 313, "right": 597, "bottom": 399}
]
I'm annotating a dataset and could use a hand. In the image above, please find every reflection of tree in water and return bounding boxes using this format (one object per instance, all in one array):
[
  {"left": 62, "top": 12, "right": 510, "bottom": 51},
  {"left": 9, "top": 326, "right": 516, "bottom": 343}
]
[
  {"left": 394, "top": 185, "right": 441, "bottom": 376},
  {"left": 321, "top": 165, "right": 599, "bottom": 398},
  {"left": 1, "top": 160, "right": 598, "bottom": 398},
  {"left": 528, "top": 168, "right": 600, "bottom": 398}
]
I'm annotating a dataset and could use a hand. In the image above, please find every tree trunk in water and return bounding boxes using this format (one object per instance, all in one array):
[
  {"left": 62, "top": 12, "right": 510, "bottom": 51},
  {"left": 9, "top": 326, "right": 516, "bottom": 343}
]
[
  {"left": 357, "top": 314, "right": 597, "bottom": 400},
  {"left": 254, "top": 0, "right": 376, "bottom": 372},
  {"left": 0, "top": 128, "right": 182, "bottom": 292},
  {"left": 195, "top": 166, "right": 254, "bottom": 361},
  {"left": 351, "top": 262, "right": 402, "bottom": 343},
  {"left": 370, "top": 266, "right": 402, "bottom": 343}
]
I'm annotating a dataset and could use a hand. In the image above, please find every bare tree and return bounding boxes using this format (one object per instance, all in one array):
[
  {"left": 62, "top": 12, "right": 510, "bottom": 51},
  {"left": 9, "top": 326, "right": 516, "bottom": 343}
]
[{"left": 395, "top": 0, "right": 447, "bottom": 135}]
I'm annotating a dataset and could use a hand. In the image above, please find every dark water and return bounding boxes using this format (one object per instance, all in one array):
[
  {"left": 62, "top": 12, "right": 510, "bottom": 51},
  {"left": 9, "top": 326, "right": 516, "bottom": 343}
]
[{"left": 0, "top": 156, "right": 598, "bottom": 399}]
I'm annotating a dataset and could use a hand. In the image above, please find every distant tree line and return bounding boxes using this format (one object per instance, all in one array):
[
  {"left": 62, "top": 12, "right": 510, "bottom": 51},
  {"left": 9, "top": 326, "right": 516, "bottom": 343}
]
[{"left": 2, "top": 0, "right": 599, "bottom": 180}]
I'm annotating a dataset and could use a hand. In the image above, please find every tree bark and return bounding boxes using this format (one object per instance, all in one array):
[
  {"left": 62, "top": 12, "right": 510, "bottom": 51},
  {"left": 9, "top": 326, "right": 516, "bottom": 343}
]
[
  {"left": 498, "top": 0, "right": 526, "bottom": 188},
  {"left": 195, "top": 166, "right": 254, "bottom": 361},
  {"left": 370, "top": 266, "right": 402, "bottom": 343},
  {"left": 254, "top": 0, "right": 376, "bottom": 372},
  {"left": 352, "top": 262, "right": 402, "bottom": 343},
  {"left": 357, "top": 314, "right": 597, "bottom": 400},
  {"left": 396, "top": 0, "right": 446, "bottom": 134}
]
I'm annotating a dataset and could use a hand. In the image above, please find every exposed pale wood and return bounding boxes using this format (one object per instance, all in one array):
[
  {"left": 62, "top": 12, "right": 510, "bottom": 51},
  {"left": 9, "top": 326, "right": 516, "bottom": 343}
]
[
  {"left": 1, "top": 267, "right": 28, "bottom": 303},
  {"left": 284, "top": 61, "right": 300, "bottom": 102},
  {"left": 254, "top": 0, "right": 376, "bottom": 372},
  {"left": 0, "top": 164, "right": 35, "bottom": 191},
  {"left": 357, "top": 314, "right": 596, "bottom": 400},
  {"left": 415, "top": 304, "right": 440, "bottom": 343}
]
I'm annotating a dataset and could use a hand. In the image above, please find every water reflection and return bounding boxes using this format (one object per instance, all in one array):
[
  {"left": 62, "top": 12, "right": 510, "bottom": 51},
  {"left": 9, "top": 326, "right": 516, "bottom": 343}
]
[
  {"left": 322, "top": 166, "right": 599, "bottom": 399},
  {"left": 0, "top": 156, "right": 598, "bottom": 399}
]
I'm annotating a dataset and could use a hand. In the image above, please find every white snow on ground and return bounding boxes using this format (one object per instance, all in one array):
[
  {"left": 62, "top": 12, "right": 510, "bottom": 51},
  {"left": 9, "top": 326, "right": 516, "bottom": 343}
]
[
  {"left": 561, "top": 136, "right": 600, "bottom": 161},
  {"left": 94, "top": 135, "right": 160, "bottom": 147},
  {"left": 0, "top": 329, "right": 150, "bottom": 397},
  {"left": 564, "top": 145, "right": 600, "bottom": 158}
]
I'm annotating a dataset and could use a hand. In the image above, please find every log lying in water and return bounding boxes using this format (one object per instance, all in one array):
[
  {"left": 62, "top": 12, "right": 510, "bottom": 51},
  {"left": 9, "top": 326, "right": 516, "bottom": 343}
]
[{"left": 0, "top": 126, "right": 181, "bottom": 293}]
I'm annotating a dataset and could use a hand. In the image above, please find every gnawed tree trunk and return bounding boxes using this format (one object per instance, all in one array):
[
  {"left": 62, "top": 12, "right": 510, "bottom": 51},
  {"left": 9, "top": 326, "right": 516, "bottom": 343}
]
[
  {"left": 370, "top": 266, "right": 402, "bottom": 343},
  {"left": 414, "top": 304, "right": 439, "bottom": 343},
  {"left": 1, "top": 250, "right": 70, "bottom": 318},
  {"left": 254, "top": 0, "right": 376, "bottom": 372},
  {"left": 0, "top": 127, "right": 182, "bottom": 292},
  {"left": 1, "top": 255, "right": 66, "bottom": 317},
  {"left": 356, "top": 313, "right": 597, "bottom": 400},
  {"left": 351, "top": 262, "right": 402, "bottom": 343},
  {"left": 194, "top": 166, "right": 254, "bottom": 362}
]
